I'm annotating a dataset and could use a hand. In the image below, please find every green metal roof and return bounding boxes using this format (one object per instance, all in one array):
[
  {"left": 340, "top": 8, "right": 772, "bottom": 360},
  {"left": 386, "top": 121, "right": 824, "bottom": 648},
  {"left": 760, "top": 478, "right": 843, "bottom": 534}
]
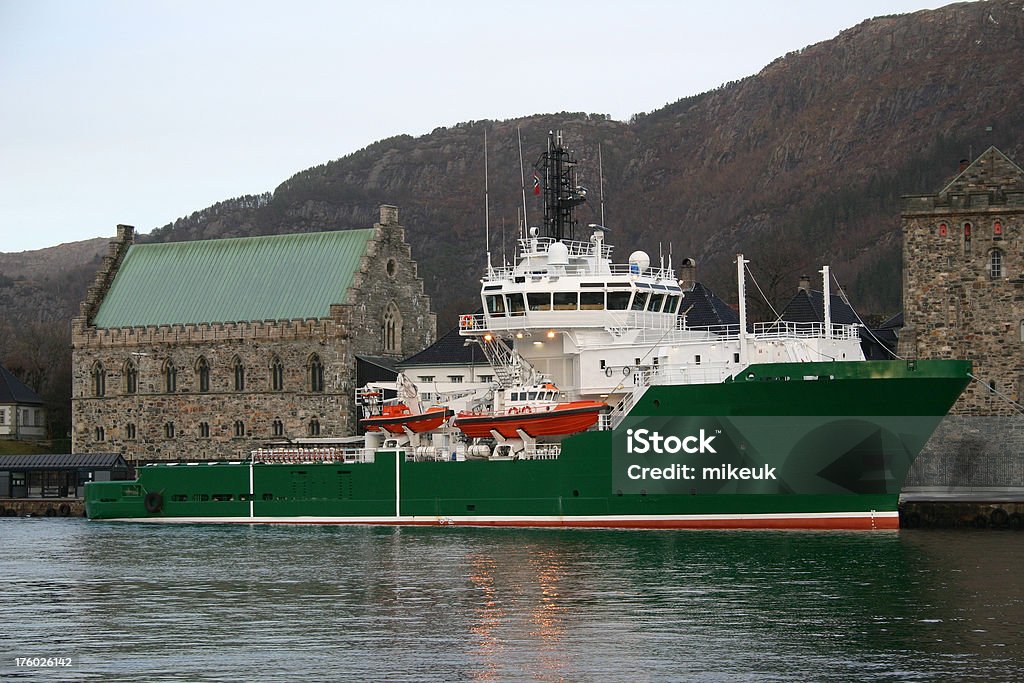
[{"left": 92, "top": 230, "right": 375, "bottom": 327}]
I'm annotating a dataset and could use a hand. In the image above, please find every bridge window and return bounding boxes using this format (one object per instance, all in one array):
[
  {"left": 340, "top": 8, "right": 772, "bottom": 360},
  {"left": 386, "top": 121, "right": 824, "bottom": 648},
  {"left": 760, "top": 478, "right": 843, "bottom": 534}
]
[
  {"left": 607, "top": 291, "right": 631, "bottom": 310},
  {"left": 580, "top": 292, "right": 604, "bottom": 310},
  {"left": 486, "top": 294, "right": 506, "bottom": 317},
  {"left": 553, "top": 292, "right": 578, "bottom": 311},
  {"left": 631, "top": 292, "right": 649, "bottom": 311},
  {"left": 528, "top": 293, "right": 552, "bottom": 311},
  {"left": 508, "top": 293, "right": 527, "bottom": 316},
  {"left": 647, "top": 293, "right": 667, "bottom": 312}
]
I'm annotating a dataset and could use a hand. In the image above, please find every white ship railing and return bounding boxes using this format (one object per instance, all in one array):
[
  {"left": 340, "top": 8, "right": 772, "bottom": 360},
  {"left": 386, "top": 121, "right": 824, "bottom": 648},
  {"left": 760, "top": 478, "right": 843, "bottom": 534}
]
[
  {"left": 251, "top": 447, "right": 369, "bottom": 464},
  {"left": 462, "top": 315, "right": 859, "bottom": 341},
  {"left": 520, "top": 444, "right": 562, "bottom": 460},
  {"left": 483, "top": 262, "right": 676, "bottom": 282},
  {"left": 517, "top": 236, "right": 611, "bottom": 258}
]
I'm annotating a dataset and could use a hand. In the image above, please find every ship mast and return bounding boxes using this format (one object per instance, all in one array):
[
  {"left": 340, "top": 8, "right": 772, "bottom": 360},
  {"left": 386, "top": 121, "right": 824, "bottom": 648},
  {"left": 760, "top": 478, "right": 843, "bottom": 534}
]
[{"left": 540, "top": 131, "right": 587, "bottom": 241}]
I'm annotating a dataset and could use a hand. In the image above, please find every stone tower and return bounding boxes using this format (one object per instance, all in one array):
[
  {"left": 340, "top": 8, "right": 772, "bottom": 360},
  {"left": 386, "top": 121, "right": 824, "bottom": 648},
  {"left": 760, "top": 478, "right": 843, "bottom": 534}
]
[{"left": 900, "top": 147, "right": 1024, "bottom": 415}]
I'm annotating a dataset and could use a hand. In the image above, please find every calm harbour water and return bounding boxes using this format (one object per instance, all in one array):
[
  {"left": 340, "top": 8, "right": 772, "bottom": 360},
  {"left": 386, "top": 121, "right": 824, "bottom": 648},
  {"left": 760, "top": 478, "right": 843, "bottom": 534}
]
[{"left": 1, "top": 520, "right": 1023, "bottom": 682}]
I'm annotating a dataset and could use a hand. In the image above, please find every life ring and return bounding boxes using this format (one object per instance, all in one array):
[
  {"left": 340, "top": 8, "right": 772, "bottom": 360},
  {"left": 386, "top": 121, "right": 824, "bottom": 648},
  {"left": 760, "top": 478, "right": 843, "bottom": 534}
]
[
  {"left": 622, "top": 366, "right": 632, "bottom": 376},
  {"left": 460, "top": 314, "right": 475, "bottom": 329},
  {"left": 58, "top": 503, "right": 71, "bottom": 517},
  {"left": 45, "top": 507, "right": 56, "bottom": 517},
  {"left": 520, "top": 405, "right": 533, "bottom": 414},
  {"left": 144, "top": 491, "right": 164, "bottom": 514},
  {"left": 509, "top": 407, "right": 519, "bottom": 415},
  {"left": 605, "top": 367, "right": 614, "bottom": 377}
]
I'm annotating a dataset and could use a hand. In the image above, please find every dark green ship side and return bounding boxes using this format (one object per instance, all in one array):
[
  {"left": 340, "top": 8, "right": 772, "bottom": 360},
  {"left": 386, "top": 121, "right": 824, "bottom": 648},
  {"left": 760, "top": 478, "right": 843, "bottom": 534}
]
[{"left": 86, "top": 359, "right": 971, "bottom": 529}]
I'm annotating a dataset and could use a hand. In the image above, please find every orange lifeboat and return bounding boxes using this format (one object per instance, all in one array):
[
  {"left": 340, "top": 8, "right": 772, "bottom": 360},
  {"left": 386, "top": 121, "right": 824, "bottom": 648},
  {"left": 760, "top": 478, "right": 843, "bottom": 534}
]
[
  {"left": 360, "top": 404, "right": 454, "bottom": 434},
  {"left": 455, "top": 385, "right": 606, "bottom": 438}
]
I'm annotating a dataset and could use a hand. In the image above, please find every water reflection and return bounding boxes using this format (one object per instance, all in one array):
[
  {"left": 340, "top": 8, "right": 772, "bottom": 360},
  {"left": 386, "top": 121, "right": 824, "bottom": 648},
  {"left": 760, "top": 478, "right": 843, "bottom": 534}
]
[{"left": 1, "top": 520, "right": 1023, "bottom": 681}]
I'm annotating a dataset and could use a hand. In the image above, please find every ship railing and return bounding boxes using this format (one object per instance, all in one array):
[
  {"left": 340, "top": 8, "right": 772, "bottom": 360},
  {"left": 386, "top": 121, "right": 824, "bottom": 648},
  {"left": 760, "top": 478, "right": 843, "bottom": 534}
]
[
  {"left": 252, "top": 447, "right": 369, "bottom": 464},
  {"left": 641, "top": 363, "right": 733, "bottom": 387},
  {"left": 751, "top": 321, "right": 860, "bottom": 340},
  {"left": 606, "top": 385, "right": 648, "bottom": 430},
  {"left": 673, "top": 322, "right": 860, "bottom": 342},
  {"left": 482, "top": 262, "right": 677, "bottom": 282},
  {"left": 521, "top": 444, "right": 561, "bottom": 460},
  {"left": 516, "top": 236, "right": 612, "bottom": 259}
]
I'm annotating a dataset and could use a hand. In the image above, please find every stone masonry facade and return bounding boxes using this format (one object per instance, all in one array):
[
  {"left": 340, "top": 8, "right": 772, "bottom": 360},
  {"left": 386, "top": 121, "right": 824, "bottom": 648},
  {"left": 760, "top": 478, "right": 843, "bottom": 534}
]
[
  {"left": 71, "top": 206, "right": 435, "bottom": 462},
  {"left": 900, "top": 148, "right": 1024, "bottom": 489},
  {"left": 899, "top": 147, "right": 1024, "bottom": 415}
]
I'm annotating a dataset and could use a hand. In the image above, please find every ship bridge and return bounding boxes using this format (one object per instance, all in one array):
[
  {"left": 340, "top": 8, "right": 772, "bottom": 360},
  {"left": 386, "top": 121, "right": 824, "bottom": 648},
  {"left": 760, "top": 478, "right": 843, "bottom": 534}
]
[{"left": 460, "top": 229, "right": 684, "bottom": 337}]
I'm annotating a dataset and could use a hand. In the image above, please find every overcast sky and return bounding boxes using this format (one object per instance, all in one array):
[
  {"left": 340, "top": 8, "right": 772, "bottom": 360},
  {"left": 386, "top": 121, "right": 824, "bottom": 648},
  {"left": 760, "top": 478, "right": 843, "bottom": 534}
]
[{"left": 0, "top": 0, "right": 947, "bottom": 253}]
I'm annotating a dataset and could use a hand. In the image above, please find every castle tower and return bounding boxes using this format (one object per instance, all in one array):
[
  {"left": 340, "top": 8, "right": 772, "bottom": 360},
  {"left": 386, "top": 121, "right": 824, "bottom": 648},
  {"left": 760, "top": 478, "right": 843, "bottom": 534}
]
[{"left": 900, "top": 147, "right": 1024, "bottom": 415}]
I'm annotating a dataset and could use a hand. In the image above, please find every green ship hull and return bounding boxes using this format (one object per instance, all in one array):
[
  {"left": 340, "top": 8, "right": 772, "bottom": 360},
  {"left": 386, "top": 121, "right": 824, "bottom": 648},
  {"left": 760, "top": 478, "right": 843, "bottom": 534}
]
[{"left": 86, "top": 360, "right": 971, "bottom": 529}]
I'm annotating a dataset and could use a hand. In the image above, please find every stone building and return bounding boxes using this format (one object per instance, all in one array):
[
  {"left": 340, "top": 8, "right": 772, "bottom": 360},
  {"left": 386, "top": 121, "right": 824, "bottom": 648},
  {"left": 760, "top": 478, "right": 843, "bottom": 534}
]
[
  {"left": 72, "top": 205, "right": 435, "bottom": 462},
  {"left": 899, "top": 147, "right": 1024, "bottom": 501},
  {"left": 900, "top": 147, "right": 1024, "bottom": 414}
]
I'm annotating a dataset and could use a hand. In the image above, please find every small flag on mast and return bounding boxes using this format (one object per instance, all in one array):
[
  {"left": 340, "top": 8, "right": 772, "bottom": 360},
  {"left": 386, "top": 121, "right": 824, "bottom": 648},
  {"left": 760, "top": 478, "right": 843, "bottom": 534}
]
[{"left": 533, "top": 173, "right": 541, "bottom": 196}]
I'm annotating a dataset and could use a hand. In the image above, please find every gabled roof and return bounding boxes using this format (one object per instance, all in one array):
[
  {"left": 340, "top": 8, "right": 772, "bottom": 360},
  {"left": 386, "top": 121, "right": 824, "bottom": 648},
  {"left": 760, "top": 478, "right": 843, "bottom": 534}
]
[
  {"left": 0, "top": 365, "right": 43, "bottom": 405},
  {"left": 398, "top": 326, "right": 487, "bottom": 368},
  {"left": 679, "top": 283, "right": 740, "bottom": 329},
  {"left": 0, "top": 453, "right": 127, "bottom": 470},
  {"left": 92, "top": 229, "right": 375, "bottom": 327},
  {"left": 939, "top": 146, "right": 1024, "bottom": 195},
  {"left": 779, "top": 289, "right": 861, "bottom": 325}
]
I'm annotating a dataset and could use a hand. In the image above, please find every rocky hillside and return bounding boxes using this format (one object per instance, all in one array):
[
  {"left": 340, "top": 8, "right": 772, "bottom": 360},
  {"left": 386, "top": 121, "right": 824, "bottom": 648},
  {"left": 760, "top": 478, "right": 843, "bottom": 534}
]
[{"left": 2, "top": 0, "right": 1023, "bottom": 433}]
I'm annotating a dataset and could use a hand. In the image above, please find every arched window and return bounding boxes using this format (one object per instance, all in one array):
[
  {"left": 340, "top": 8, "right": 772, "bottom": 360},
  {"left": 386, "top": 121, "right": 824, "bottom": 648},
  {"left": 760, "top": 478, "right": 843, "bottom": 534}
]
[
  {"left": 308, "top": 354, "right": 324, "bottom": 393},
  {"left": 271, "top": 356, "right": 285, "bottom": 392},
  {"left": 126, "top": 422, "right": 136, "bottom": 440},
  {"left": 164, "top": 421, "right": 176, "bottom": 438},
  {"left": 199, "top": 422, "right": 210, "bottom": 438},
  {"left": 938, "top": 222, "right": 948, "bottom": 237},
  {"left": 1019, "top": 321, "right": 1024, "bottom": 343},
  {"left": 95, "top": 426, "right": 105, "bottom": 442},
  {"left": 197, "top": 356, "right": 210, "bottom": 393},
  {"left": 989, "top": 248, "right": 1003, "bottom": 279},
  {"left": 234, "top": 420, "right": 245, "bottom": 437},
  {"left": 124, "top": 359, "right": 138, "bottom": 394},
  {"left": 164, "top": 360, "right": 177, "bottom": 393},
  {"left": 963, "top": 222, "right": 972, "bottom": 255},
  {"left": 273, "top": 419, "right": 284, "bottom": 437},
  {"left": 91, "top": 362, "right": 106, "bottom": 397},
  {"left": 994, "top": 220, "right": 1004, "bottom": 239},
  {"left": 308, "top": 418, "right": 320, "bottom": 437},
  {"left": 383, "top": 301, "right": 402, "bottom": 354},
  {"left": 233, "top": 356, "right": 245, "bottom": 392}
]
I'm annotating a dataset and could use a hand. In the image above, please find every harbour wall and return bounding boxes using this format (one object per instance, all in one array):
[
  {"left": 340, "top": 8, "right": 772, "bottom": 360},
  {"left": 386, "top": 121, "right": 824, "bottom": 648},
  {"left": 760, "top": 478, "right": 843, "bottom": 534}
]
[{"left": 901, "top": 414, "right": 1024, "bottom": 528}]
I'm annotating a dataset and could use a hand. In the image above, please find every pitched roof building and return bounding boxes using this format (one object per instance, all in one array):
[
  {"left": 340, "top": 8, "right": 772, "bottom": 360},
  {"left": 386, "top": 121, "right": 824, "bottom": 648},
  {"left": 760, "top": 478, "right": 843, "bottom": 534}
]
[
  {"left": 72, "top": 205, "right": 435, "bottom": 461},
  {"left": 0, "top": 364, "right": 46, "bottom": 440}
]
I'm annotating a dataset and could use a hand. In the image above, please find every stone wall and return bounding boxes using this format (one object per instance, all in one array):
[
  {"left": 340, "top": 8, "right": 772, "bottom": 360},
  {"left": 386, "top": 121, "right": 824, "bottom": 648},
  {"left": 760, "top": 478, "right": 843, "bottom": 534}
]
[
  {"left": 900, "top": 148, "right": 1024, "bottom": 494},
  {"left": 900, "top": 148, "right": 1024, "bottom": 415},
  {"left": 71, "top": 206, "right": 435, "bottom": 462}
]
